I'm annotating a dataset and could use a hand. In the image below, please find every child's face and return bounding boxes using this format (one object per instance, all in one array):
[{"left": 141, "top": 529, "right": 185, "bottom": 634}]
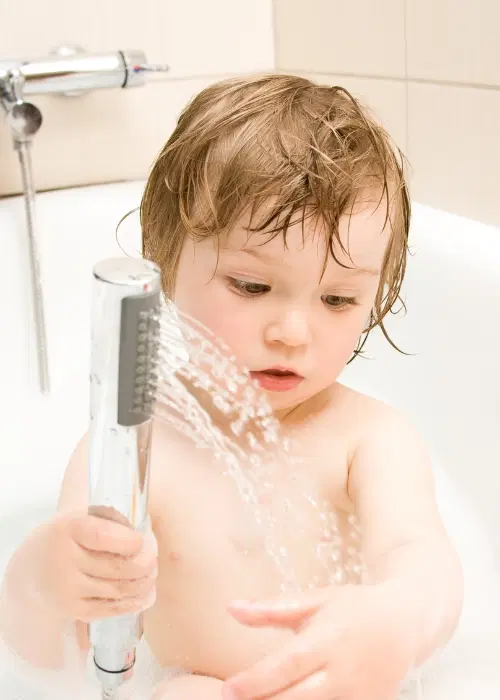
[{"left": 173, "top": 196, "right": 390, "bottom": 415}]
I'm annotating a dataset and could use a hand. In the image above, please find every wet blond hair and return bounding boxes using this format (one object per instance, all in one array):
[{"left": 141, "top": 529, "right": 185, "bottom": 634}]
[{"left": 141, "top": 73, "right": 410, "bottom": 356}]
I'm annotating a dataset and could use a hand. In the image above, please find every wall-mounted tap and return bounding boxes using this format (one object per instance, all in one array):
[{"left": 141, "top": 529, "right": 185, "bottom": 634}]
[
  {"left": 0, "top": 45, "right": 169, "bottom": 99},
  {"left": 0, "top": 46, "right": 169, "bottom": 395}
]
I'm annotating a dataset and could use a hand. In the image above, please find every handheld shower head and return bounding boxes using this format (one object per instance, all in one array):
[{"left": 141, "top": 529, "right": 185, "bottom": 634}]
[{"left": 88, "top": 257, "right": 161, "bottom": 698}]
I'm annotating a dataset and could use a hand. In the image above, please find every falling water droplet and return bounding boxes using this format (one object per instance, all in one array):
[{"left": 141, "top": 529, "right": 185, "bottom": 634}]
[{"left": 151, "top": 300, "right": 363, "bottom": 590}]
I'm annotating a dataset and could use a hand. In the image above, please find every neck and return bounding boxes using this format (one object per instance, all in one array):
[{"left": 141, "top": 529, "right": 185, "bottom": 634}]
[{"left": 274, "top": 385, "right": 334, "bottom": 427}]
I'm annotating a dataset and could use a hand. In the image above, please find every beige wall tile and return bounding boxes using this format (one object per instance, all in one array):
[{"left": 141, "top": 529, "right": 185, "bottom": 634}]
[
  {"left": 0, "top": 0, "right": 274, "bottom": 77},
  {"left": 0, "top": 0, "right": 274, "bottom": 195},
  {"left": 406, "top": 0, "right": 500, "bottom": 86},
  {"left": 300, "top": 73, "right": 407, "bottom": 153},
  {"left": 407, "top": 83, "right": 500, "bottom": 226},
  {"left": 275, "top": 0, "right": 406, "bottom": 77},
  {"left": 166, "top": 0, "right": 274, "bottom": 77}
]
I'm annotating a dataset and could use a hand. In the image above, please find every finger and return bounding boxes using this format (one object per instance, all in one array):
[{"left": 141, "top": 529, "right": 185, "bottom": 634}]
[
  {"left": 75, "top": 534, "right": 158, "bottom": 580},
  {"left": 228, "top": 601, "right": 311, "bottom": 629},
  {"left": 259, "top": 670, "right": 329, "bottom": 700},
  {"left": 223, "top": 638, "right": 323, "bottom": 699},
  {"left": 79, "top": 589, "right": 156, "bottom": 621},
  {"left": 228, "top": 588, "right": 330, "bottom": 628},
  {"left": 79, "top": 571, "right": 156, "bottom": 601},
  {"left": 71, "top": 516, "right": 144, "bottom": 556}
]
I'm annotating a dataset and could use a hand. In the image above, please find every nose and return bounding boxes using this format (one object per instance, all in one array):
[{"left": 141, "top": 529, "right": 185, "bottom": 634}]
[{"left": 265, "top": 308, "right": 312, "bottom": 348}]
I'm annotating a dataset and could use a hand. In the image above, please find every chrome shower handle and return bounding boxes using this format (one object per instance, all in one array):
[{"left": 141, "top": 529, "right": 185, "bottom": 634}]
[{"left": 0, "top": 46, "right": 170, "bottom": 99}]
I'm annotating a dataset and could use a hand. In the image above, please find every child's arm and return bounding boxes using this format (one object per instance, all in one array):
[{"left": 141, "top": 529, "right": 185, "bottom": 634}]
[
  {"left": 0, "top": 434, "right": 90, "bottom": 668},
  {"left": 0, "top": 433, "right": 155, "bottom": 671},
  {"left": 221, "top": 407, "right": 464, "bottom": 700},
  {"left": 348, "top": 405, "right": 464, "bottom": 665}
]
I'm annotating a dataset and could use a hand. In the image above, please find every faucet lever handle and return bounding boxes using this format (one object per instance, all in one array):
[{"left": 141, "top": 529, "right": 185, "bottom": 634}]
[
  {"left": 132, "top": 62, "right": 170, "bottom": 73},
  {"left": 120, "top": 50, "right": 169, "bottom": 88}
]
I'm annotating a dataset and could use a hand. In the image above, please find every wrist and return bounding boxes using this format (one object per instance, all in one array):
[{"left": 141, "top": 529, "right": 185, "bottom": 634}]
[
  {"left": 1, "top": 560, "right": 74, "bottom": 669},
  {"left": 2, "top": 541, "right": 67, "bottom": 624},
  {"left": 373, "top": 580, "right": 417, "bottom": 648},
  {"left": 376, "top": 574, "right": 454, "bottom": 668},
  {"left": 370, "top": 535, "right": 463, "bottom": 666}
]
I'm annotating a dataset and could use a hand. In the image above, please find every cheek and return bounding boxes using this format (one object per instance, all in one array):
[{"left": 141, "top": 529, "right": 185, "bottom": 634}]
[
  {"left": 174, "top": 277, "right": 258, "bottom": 358},
  {"left": 317, "top": 309, "right": 368, "bottom": 373}
]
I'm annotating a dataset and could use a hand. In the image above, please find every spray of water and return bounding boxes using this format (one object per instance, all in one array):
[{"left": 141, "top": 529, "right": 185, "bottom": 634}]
[{"left": 150, "top": 300, "right": 366, "bottom": 591}]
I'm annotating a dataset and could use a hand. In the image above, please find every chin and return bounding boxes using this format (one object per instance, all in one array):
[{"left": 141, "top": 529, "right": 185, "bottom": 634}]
[
  {"left": 264, "top": 382, "right": 335, "bottom": 421},
  {"left": 263, "top": 386, "right": 313, "bottom": 414}
]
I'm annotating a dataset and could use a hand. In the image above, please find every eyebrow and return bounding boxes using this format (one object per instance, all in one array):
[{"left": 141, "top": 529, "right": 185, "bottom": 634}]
[
  {"left": 340, "top": 265, "right": 380, "bottom": 277},
  {"left": 237, "top": 247, "right": 379, "bottom": 277},
  {"left": 239, "top": 247, "right": 276, "bottom": 262},
  {"left": 219, "top": 246, "right": 280, "bottom": 264}
]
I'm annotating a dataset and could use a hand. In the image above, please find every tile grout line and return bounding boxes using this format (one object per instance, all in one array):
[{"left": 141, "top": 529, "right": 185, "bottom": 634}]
[
  {"left": 403, "top": 0, "right": 410, "bottom": 156},
  {"left": 147, "top": 71, "right": 275, "bottom": 84},
  {"left": 271, "top": 0, "right": 279, "bottom": 72},
  {"left": 286, "top": 69, "right": 500, "bottom": 93}
]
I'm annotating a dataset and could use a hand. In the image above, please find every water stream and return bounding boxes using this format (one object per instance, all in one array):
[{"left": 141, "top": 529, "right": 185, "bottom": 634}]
[{"left": 152, "top": 300, "right": 366, "bottom": 591}]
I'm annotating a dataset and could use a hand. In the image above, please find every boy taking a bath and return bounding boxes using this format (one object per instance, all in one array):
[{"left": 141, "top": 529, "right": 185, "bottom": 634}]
[{"left": 1, "top": 74, "right": 462, "bottom": 700}]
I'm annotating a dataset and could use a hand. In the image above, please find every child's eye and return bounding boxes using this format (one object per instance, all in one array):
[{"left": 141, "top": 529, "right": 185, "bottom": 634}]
[
  {"left": 321, "top": 294, "right": 357, "bottom": 310},
  {"left": 228, "top": 278, "right": 271, "bottom": 297}
]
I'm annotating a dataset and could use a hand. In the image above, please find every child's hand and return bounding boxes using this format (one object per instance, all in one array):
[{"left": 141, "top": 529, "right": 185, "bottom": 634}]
[
  {"left": 223, "top": 585, "right": 414, "bottom": 700},
  {"left": 5, "top": 512, "right": 158, "bottom": 623}
]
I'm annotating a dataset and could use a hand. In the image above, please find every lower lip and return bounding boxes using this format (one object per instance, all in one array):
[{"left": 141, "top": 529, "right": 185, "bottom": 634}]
[{"left": 250, "top": 371, "right": 304, "bottom": 392}]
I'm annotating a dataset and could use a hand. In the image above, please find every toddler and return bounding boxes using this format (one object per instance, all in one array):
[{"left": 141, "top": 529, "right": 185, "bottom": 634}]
[{"left": 0, "top": 74, "right": 463, "bottom": 700}]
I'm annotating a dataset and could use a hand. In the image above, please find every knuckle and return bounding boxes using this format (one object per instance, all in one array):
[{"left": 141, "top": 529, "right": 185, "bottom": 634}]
[
  {"left": 108, "top": 580, "right": 126, "bottom": 598},
  {"left": 77, "top": 601, "right": 94, "bottom": 623},
  {"left": 66, "top": 515, "right": 82, "bottom": 542},
  {"left": 126, "top": 575, "right": 155, "bottom": 598},
  {"left": 104, "top": 553, "right": 125, "bottom": 577},
  {"left": 282, "top": 648, "right": 309, "bottom": 677},
  {"left": 74, "top": 521, "right": 93, "bottom": 548},
  {"left": 108, "top": 577, "right": 145, "bottom": 599},
  {"left": 93, "top": 551, "right": 121, "bottom": 576},
  {"left": 83, "top": 573, "right": 113, "bottom": 600},
  {"left": 138, "top": 576, "right": 156, "bottom": 597},
  {"left": 141, "top": 552, "right": 157, "bottom": 571},
  {"left": 122, "top": 578, "right": 143, "bottom": 597},
  {"left": 122, "top": 560, "right": 142, "bottom": 579},
  {"left": 130, "top": 556, "right": 155, "bottom": 579},
  {"left": 111, "top": 598, "right": 137, "bottom": 615},
  {"left": 91, "top": 524, "right": 105, "bottom": 549},
  {"left": 122, "top": 578, "right": 140, "bottom": 596},
  {"left": 106, "top": 555, "right": 127, "bottom": 581},
  {"left": 140, "top": 558, "right": 157, "bottom": 578}
]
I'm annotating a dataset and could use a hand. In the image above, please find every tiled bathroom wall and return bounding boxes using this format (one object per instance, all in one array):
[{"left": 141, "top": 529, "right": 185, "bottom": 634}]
[
  {"left": 275, "top": 0, "right": 500, "bottom": 227},
  {"left": 5, "top": 1, "right": 499, "bottom": 226},
  {"left": 0, "top": 0, "right": 274, "bottom": 195}
]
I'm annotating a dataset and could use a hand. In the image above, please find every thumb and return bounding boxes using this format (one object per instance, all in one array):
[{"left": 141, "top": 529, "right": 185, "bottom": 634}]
[{"left": 228, "top": 587, "right": 331, "bottom": 628}]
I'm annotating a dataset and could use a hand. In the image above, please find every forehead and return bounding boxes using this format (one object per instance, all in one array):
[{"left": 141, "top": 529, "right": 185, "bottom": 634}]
[{"left": 222, "top": 193, "right": 392, "bottom": 270}]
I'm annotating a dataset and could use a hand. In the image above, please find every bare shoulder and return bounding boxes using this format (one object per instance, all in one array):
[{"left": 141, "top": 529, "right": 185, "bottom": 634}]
[
  {"left": 331, "top": 381, "right": 425, "bottom": 447},
  {"left": 328, "top": 382, "right": 435, "bottom": 506},
  {"left": 331, "top": 384, "right": 445, "bottom": 550}
]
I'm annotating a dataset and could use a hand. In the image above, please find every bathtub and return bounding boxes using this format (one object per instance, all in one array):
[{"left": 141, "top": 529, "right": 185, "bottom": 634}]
[{"left": 1, "top": 181, "right": 500, "bottom": 696}]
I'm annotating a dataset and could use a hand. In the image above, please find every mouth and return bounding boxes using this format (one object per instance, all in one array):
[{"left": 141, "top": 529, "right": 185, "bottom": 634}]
[{"left": 249, "top": 367, "right": 304, "bottom": 393}]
